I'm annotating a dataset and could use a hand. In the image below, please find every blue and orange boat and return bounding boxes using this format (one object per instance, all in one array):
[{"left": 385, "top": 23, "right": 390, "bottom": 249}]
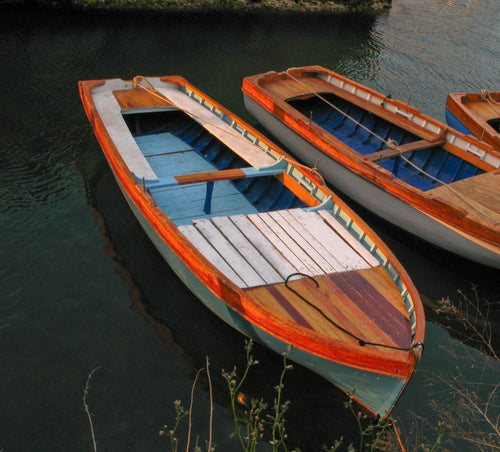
[
  {"left": 79, "top": 75, "right": 425, "bottom": 418},
  {"left": 242, "top": 66, "right": 500, "bottom": 269},
  {"left": 446, "top": 90, "right": 500, "bottom": 152}
]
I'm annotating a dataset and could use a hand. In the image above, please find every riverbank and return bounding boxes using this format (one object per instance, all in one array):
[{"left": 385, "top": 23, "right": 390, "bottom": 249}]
[{"left": 67, "top": 0, "right": 392, "bottom": 14}]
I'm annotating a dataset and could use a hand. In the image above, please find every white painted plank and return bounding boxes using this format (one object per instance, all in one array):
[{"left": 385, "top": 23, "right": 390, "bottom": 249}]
[
  {"left": 211, "top": 216, "right": 283, "bottom": 284},
  {"left": 271, "top": 210, "right": 339, "bottom": 273},
  {"left": 192, "top": 219, "right": 266, "bottom": 287},
  {"left": 156, "top": 87, "right": 276, "bottom": 168},
  {"left": 230, "top": 215, "right": 300, "bottom": 279},
  {"left": 251, "top": 213, "right": 323, "bottom": 275},
  {"left": 93, "top": 90, "right": 157, "bottom": 180},
  {"left": 178, "top": 225, "right": 247, "bottom": 288},
  {"left": 290, "top": 209, "right": 371, "bottom": 270},
  {"left": 317, "top": 210, "right": 379, "bottom": 267}
]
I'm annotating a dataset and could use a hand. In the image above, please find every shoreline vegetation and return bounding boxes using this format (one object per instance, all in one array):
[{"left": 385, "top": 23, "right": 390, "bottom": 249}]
[{"left": 3, "top": 0, "right": 393, "bottom": 14}]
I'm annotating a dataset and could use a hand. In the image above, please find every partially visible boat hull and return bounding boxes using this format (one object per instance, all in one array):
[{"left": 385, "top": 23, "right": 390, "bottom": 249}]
[
  {"left": 242, "top": 66, "right": 500, "bottom": 269},
  {"left": 445, "top": 91, "right": 500, "bottom": 152},
  {"left": 245, "top": 95, "right": 500, "bottom": 268}
]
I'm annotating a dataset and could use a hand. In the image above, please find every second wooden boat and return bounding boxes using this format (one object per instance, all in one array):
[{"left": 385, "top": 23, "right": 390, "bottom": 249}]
[
  {"left": 79, "top": 75, "right": 424, "bottom": 419},
  {"left": 242, "top": 65, "right": 500, "bottom": 269},
  {"left": 445, "top": 90, "right": 500, "bottom": 152}
]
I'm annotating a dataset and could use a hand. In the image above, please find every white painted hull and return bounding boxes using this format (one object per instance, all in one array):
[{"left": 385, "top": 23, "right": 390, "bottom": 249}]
[{"left": 244, "top": 95, "right": 500, "bottom": 269}]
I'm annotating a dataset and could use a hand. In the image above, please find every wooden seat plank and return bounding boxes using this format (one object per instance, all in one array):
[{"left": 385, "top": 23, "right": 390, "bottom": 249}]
[
  {"left": 178, "top": 225, "right": 247, "bottom": 288},
  {"left": 364, "top": 137, "right": 446, "bottom": 162},
  {"left": 229, "top": 215, "right": 300, "bottom": 279},
  {"left": 192, "top": 218, "right": 266, "bottom": 287},
  {"left": 316, "top": 210, "right": 380, "bottom": 267},
  {"left": 158, "top": 87, "right": 277, "bottom": 168},
  {"left": 289, "top": 209, "right": 371, "bottom": 270},
  {"left": 211, "top": 216, "right": 283, "bottom": 284},
  {"left": 268, "top": 210, "right": 339, "bottom": 273},
  {"left": 246, "top": 214, "right": 316, "bottom": 275}
]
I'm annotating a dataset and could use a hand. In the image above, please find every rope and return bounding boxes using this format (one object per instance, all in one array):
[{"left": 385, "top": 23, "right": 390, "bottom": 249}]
[
  {"left": 284, "top": 71, "right": 492, "bottom": 218},
  {"left": 285, "top": 69, "right": 397, "bottom": 149},
  {"left": 480, "top": 89, "right": 500, "bottom": 115},
  {"left": 284, "top": 273, "right": 419, "bottom": 352},
  {"left": 132, "top": 75, "right": 324, "bottom": 183}
]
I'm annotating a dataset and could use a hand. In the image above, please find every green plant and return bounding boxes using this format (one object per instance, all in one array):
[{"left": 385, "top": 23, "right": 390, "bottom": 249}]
[{"left": 222, "top": 340, "right": 295, "bottom": 451}]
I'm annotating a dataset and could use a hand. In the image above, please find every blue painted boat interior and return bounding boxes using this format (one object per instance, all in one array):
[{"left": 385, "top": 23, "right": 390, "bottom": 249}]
[
  {"left": 123, "top": 110, "right": 306, "bottom": 225},
  {"left": 444, "top": 109, "right": 472, "bottom": 136},
  {"left": 288, "top": 94, "right": 484, "bottom": 191}
]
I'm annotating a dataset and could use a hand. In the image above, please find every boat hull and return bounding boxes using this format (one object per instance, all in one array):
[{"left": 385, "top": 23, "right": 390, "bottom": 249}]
[
  {"left": 115, "top": 170, "right": 408, "bottom": 417},
  {"left": 244, "top": 95, "right": 500, "bottom": 269}
]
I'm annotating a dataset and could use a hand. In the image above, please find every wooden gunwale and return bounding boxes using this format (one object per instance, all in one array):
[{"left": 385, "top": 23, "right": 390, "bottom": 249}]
[
  {"left": 79, "top": 77, "right": 423, "bottom": 376},
  {"left": 242, "top": 67, "right": 500, "bottom": 247},
  {"left": 446, "top": 91, "right": 500, "bottom": 151}
]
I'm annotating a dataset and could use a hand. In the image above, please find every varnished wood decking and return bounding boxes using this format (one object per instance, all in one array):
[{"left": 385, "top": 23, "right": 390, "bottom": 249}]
[
  {"left": 179, "top": 207, "right": 411, "bottom": 353},
  {"left": 461, "top": 92, "right": 500, "bottom": 122},
  {"left": 247, "top": 267, "right": 411, "bottom": 351},
  {"left": 114, "top": 88, "right": 173, "bottom": 109},
  {"left": 427, "top": 171, "right": 500, "bottom": 225}
]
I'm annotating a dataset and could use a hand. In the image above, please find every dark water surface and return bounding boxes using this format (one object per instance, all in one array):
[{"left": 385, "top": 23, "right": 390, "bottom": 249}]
[{"left": 1, "top": 1, "right": 499, "bottom": 450}]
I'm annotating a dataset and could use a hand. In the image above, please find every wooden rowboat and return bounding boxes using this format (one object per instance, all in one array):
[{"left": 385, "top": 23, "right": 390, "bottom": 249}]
[
  {"left": 446, "top": 90, "right": 500, "bottom": 152},
  {"left": 242, "top": 66, "right": 500, "bottom": 269},
  {"left": 79, "top": 75, "right": 424, "bottom": 418}
]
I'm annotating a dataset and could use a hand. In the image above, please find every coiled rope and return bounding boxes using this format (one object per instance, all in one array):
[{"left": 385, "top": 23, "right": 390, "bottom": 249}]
[{"left": 480, "top": 89, "right": 500, "bottom": 116}]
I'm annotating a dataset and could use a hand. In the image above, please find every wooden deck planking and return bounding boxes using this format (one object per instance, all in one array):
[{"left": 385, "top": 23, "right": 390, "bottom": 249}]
[
  {"left": 251, "top": 212, "right": 325, "bottom": 274},
  {"left": 282, "top": 277, "right": 369, "bottom": 341},
  {"left": 114, "top": 88, "right": 173, "bottom": 109},
  {"left": 316, "top": 210, "right": 380, "bottom": 267},
  {"left": 246, "top": 213, "right": 316, "bottom": 275},
  {"left": 302, "top": 274, "right": 398, "bottom": 346},
  {"left": 211, "top": 216, "right": 283, "bottom": 284},
  {"left": 245, "top": 271, "right": 410, "bottom": 349},
  {"left": 466, "top": 98, "right": 500, "bottom": 120},
  {"left": 192, "top": 218, "right": 266, "bottom": 287},
  {"left": 228, "top": 215, "right": 300, "bottom": 278},
  {"left": 274, "top": 210, "right": 346, "bottom": 272},
  {"left": 426, "top": 171, "right": 500, "bottom": 223},
  {"left": 178, "top": 207, "right": 409, "bottom": 350},
  {"left": 328, "top": 271, "right": 411, "bottom": 348},
  {"left": 291, "top": 208, "right": 373, "bottom": 270},
  {"left": 178, "top": 224, "right": 247, "bottom": 287}
]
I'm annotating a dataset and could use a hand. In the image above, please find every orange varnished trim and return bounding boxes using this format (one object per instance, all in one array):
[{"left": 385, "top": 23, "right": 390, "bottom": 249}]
[
  {"left": 175, "top": 168, "right": 247, "bottom": 185},
  {"left": 446, "top": 91, "right": 500, "bottom": 152},
  {"left": 114, "top": 88, "right": 174, "bottom": 109}
]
